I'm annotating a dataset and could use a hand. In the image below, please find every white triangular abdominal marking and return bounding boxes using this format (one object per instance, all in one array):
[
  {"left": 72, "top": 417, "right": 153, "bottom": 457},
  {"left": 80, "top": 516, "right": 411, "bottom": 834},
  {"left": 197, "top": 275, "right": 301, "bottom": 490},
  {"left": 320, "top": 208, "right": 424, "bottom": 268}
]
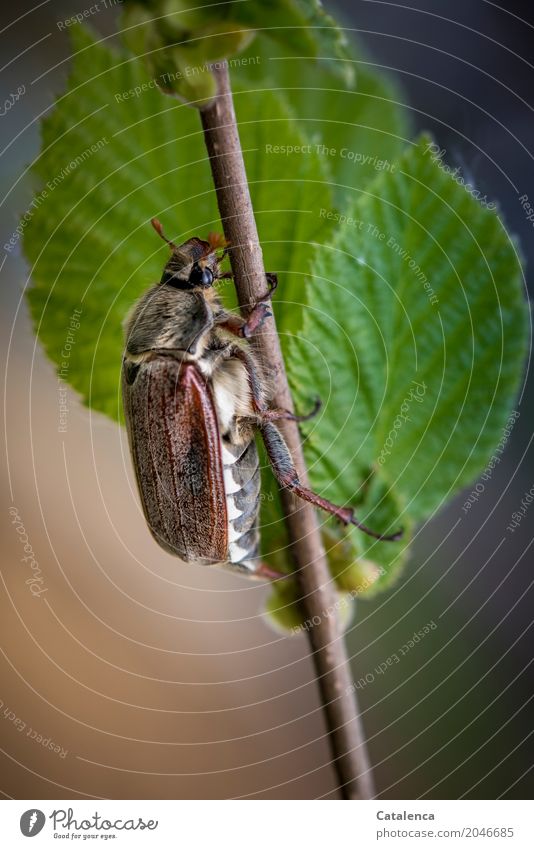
[{"left": 221, "top": 435, "right": 260, "bottom": 564}]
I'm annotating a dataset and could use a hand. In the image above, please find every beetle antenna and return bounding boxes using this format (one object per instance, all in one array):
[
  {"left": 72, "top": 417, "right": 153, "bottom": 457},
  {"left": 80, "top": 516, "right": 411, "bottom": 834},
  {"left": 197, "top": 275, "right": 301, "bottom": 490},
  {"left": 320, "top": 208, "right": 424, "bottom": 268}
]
[{"left": 151, "top": 218, "right": 177, "bottom": 250}]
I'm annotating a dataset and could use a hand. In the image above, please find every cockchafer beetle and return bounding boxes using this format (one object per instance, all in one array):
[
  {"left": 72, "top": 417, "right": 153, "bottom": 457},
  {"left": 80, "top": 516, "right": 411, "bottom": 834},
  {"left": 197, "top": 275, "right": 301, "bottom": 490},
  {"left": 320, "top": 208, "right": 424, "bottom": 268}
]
[{"left": 122, "top": 219, "right": 402, "bottom": 579}]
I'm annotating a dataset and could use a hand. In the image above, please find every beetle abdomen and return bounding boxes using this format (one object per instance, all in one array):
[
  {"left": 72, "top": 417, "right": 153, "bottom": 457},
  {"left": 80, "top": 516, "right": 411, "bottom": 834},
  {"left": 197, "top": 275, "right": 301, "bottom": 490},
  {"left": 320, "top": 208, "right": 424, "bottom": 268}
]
[{"left": 221, "top": 438, "right": 261, "bottom": 567}]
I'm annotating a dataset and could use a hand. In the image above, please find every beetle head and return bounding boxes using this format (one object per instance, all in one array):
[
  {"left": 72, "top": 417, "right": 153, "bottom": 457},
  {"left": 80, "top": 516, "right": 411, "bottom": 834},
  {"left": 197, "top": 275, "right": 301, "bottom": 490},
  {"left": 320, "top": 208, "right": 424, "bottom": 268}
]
[{"left": 151, "top": 219, "right": 226, "bottom": 290}]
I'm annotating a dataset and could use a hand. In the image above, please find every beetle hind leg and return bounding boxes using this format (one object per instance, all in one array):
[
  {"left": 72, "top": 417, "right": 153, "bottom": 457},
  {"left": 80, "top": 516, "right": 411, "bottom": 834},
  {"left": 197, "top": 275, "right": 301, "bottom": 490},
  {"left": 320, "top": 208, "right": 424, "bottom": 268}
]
[
  {"left": 224, "top": 559, "right": 288, "bottom": 581},
  {"left": 260, "top": 421, "right": 403, "bottom": 542}
]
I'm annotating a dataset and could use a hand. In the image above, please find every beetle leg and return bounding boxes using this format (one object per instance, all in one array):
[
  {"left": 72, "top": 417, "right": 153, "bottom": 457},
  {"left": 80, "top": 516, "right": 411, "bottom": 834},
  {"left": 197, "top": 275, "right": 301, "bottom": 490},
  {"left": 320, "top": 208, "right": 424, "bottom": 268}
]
[
  {"left": 259, "top": 398, "right": 322, "bottom": 423},
  {"left": 216, "top": 312, "right": 245, "bottom": 335},
  {"left": 216, "top": 304, "right": 271, "bottom": 339},
  {"left": 241, "top": 273, "right": 278, "bottom": 335},
  {"left": 264, "top": 273, "right": 278, "bottom": 295},
  {"left": 260, "top": 421, "right": 403, "bottom": 541},
  {"left": 217, "top": 271, "right": 278, "bottom": 297},
  {"left": 222, "top": 348, "right": 401, "bottom": 539},
  {"left": 220, "top": 559, "right": 289, "bottom": 581},
  {"left": 247, "top": 561, "right": 290, "bottom": 581},
  {"left": 225, "top": 346, "right": 266, "bottom": 413},
  {"left": 241, "top": 302, "right": 272, "bottom": 338},
  {"left": 217, "top": 273, "right": 278, "bottom": 339},
  {"left": 229, "top": 346, "right": 321, "bottom": 423},
  {"left": 244, "top": 272, "right": 278, "bottom": 309}
]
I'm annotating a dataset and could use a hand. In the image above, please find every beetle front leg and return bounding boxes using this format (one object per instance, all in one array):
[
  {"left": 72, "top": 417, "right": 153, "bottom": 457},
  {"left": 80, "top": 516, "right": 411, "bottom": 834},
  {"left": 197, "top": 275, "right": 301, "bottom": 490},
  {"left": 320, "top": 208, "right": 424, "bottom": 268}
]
[
  {"left": 218, "top": 273, "right": 278, "bottom": 339},
  {"left": 260, "top": 421, "right": 403, "bottom": 541},
  {"left": 218, "top": 271, "right": 278, "bottom": 300},
  {"left": 240, "top": 300, "right": 273, "bottom": 339},
  {"left": 218, "top": 300, "right": 272, "bottom": 339},
  {"left": 217, "top": 307, "right": 271, "bottom": 340},
  {"left": 264, "top": 272, "right": 278, "bottom": 295}
]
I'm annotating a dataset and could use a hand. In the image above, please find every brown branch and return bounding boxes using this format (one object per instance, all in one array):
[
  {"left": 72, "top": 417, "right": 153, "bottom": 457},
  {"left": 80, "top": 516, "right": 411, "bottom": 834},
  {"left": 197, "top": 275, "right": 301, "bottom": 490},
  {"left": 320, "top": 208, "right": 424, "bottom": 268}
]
[{"left": 199, "top": 65, "right": 375, "bottom": 800}]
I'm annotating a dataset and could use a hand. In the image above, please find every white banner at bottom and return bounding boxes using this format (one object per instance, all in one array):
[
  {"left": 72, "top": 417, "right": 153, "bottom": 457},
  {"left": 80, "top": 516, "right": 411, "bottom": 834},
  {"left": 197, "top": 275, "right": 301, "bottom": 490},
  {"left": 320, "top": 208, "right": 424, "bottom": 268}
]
[{"left": 1, "top": 799, "right": 531, "bottom": 848}]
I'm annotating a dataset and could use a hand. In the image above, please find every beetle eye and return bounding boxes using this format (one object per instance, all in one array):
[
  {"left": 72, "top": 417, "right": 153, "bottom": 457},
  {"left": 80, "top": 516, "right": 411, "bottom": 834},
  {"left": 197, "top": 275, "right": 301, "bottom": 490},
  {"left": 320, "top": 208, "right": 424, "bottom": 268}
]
[{"left": 189, "top": 263, "right": 213, "bottom": 287}]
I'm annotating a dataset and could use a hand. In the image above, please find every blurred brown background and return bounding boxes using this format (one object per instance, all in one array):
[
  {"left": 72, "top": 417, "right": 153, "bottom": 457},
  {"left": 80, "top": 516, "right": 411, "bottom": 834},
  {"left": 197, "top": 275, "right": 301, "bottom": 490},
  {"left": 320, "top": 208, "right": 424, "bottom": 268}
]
[{"left": 1, "top": 0, "right": 533, "bottom": 799}]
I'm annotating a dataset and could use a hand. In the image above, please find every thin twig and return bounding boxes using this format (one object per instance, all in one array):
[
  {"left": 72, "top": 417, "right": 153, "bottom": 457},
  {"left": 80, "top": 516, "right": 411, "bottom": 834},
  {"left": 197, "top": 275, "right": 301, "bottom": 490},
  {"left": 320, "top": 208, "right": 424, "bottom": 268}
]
[{"left": 199, "top": 65, "right": 374, "bottom": 800}]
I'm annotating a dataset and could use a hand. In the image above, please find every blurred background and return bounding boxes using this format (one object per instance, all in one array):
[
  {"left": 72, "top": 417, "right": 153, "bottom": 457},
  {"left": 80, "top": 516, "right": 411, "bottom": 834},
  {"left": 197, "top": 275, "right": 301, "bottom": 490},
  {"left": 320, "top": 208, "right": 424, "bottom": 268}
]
[{"left": 1, "top": 0, "right": 533, "bottom": 800}]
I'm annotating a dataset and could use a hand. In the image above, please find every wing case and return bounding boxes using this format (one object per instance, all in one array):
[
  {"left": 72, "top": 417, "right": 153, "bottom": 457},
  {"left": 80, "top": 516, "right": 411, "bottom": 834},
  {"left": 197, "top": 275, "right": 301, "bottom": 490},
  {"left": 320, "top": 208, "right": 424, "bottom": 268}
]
[{"left": 122, "top": 358, "right": 228, "bottom": 563}]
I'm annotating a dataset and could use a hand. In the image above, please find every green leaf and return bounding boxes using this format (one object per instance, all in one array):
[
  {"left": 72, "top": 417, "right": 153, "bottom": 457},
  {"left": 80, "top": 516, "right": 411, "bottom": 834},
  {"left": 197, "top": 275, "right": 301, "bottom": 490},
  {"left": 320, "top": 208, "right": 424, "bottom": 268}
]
[
  {"left": 237, "top": 33, "right": 409, "bottom": 206},
  {"left": 24, "top": 26, "right": 333, "bottom": 424},
  {"left": 23, "top": 21, "right": 527, "bottom": 601},
  {"left": 236, "top": 0, "right": 354, "bottom": 85},
  {"left": 288, "top": 135, "right": 528, "bottom": 586}
]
